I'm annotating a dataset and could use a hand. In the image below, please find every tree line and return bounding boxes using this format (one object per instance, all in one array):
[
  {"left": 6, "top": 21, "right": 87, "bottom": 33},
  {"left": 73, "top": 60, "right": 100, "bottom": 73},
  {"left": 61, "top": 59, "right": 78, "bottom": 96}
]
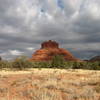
[{"left": 0, "top": 55, "right": 100, "bottom": 70}]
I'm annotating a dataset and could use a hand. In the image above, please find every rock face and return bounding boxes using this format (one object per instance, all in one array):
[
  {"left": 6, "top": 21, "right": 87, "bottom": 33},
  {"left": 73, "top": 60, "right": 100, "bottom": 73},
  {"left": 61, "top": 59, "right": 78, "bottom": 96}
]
[
  {"left": 30, "top": 40, "right": 80, "bottom": 61},
  {"left": 89, "top": 56, "right": 100, "bottom": 62},
  {"left": 41, "top": 40, "right": 59, "bottom": 49}
]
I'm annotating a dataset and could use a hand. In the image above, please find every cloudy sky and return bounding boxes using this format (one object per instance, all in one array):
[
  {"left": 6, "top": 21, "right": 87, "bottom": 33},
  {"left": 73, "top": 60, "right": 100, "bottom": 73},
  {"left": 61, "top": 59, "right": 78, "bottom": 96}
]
[{"left": 0, "top": 0, "right": 100, "bottom": 60}]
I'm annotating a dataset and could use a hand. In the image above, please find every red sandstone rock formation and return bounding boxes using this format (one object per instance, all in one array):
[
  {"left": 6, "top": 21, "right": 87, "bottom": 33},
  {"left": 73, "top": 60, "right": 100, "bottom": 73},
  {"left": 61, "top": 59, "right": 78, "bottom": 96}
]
[{"left": 30, "top": 40, "right": 80, "bottom": 61}]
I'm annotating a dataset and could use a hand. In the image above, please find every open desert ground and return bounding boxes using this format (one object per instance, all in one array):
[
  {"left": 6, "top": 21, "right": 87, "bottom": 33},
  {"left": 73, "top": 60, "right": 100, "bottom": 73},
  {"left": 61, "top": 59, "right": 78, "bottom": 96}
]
[{"left": 0, "top": 69, "right": 100, "bottom": 100}]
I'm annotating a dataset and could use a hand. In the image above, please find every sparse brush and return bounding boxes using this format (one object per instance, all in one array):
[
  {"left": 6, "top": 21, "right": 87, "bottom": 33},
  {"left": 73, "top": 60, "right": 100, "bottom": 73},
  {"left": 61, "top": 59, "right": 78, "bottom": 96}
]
[
  {"left": 0, "top": 60, "right": 12, "bottom": 69},
  {"left": 94, "top": 85, "right": 100, "bottom": 93},
  {"left": 51, "top": 55, "right": 65, "bottom": 68},
  {"left": 0, "top": 55, "right": 100, "bottom": 70},
  {"left": 12, "top": 56, "right": 33, "bottom": 70}
]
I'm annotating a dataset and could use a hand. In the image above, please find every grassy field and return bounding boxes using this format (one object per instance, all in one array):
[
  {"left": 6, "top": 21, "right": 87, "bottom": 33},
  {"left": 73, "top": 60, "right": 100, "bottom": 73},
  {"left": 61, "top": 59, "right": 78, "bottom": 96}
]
[{"left": 0, "top": 69, "right": 100, "bottom": 100}]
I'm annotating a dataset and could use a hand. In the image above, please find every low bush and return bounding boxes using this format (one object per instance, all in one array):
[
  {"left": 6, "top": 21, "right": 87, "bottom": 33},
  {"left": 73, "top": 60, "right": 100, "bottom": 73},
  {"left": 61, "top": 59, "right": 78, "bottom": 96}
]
[
  {"left": 0, "top": 60, "right": 12, "bottom": 69},
  {"left": 0, "top": 55, "right": 100, "bottom": 70},
  {"left": 51, "top": 55, "right": 65, "bottom": 68},
  {"left": 12, "top": 56, "right": 33, "bottom": 70},
  {"left": 31, "top": 61, "right": 51, "bottom": 68}
]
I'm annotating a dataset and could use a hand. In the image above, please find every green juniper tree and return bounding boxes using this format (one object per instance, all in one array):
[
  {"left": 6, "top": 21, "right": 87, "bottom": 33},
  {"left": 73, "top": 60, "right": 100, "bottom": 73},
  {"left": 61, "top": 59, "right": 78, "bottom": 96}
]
[{"left": 51, "top": 55, "right": 65, "bottom": 68}]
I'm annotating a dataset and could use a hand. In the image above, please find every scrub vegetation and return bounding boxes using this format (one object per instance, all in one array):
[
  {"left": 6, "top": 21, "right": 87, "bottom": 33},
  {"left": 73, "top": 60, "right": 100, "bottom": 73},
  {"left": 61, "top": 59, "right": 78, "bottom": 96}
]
[{"left": 0, "top": 55, "right": 100, "bottom": 70}]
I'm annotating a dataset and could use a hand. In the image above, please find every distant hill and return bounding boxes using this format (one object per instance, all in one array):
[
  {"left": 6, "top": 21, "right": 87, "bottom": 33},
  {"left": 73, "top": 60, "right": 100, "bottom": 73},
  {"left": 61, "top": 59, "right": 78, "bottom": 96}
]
[{"left": 89, "top": 56, "right": 100, "bottom": 62}]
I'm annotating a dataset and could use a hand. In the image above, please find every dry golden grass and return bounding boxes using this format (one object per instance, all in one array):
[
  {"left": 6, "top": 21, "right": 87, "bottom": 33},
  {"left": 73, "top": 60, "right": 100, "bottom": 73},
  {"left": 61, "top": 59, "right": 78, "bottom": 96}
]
[{"left": 0, "top": 69, "right": 100, "bottom": 100}]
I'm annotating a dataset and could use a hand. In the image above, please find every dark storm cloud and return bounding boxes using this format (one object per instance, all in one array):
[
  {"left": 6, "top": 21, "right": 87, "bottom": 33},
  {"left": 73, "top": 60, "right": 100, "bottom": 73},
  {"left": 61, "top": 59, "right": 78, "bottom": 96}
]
[
  {"left": 72, "top": 14, "right": 100, "bottom": 34},
  {"left": 0, "top": 0, "right": 100, "bottom": 60}
]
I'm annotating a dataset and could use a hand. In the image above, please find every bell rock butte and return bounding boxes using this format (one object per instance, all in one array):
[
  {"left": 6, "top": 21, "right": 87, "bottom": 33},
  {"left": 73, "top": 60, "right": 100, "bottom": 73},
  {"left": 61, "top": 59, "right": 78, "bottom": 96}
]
[{"left": 30, "top": 40, "right": 80, "bottom": 61}]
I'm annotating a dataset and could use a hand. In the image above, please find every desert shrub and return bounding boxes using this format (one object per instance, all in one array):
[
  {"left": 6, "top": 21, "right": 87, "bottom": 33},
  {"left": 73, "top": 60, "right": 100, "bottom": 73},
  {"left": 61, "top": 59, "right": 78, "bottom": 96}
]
[
  {"left": 90, "top": 62, "right": 100, "bottom": 70},
  {"left": 94, "top": 85, "right": 100, "bottom": 93},
  {"left": 84, "top": 62, "right": 100, "bottom": 70},
  {"left": 72, "top": 62, "right": 81, "bottom": 69},
  {"left": 81, "top": 62, "right": 89, "bottom": 69},
  {"left": 63, "top": 62, "right": 74, "bottom": 69},
  {"left": 12, "top": 56, "right": 33, "bottom": 70},
  {"left": 30, "top": 62, "right": 39, "bottom": 68},
  {"left": 51, "top": 55, "right": 65, "bottom": 68},
  {"left": 0, "top": 55, "right": 100, "bottom": 70},
  {"left": 71, "top": 62, "right": 86, "bottom": 69},
  {"left": 70, "top": 61, "right": 100, "bottom": 70},
  {"left": 0, "top": 60, "right": 12, "bottom": 69},
  {"left": 31, "top": 61, "right": 51, "bottom": 68},
  {"left": 63, "top": 62, "right": 70, "bottom": 69},
  {"left": 0, "top": 57, "right": 2, "bottom": 61},
  {"left": 0, "top": 61, "right": 6, "bottom": 69},
  {"left": 39, "top": 61, "right": 51, "bottom": 68}
]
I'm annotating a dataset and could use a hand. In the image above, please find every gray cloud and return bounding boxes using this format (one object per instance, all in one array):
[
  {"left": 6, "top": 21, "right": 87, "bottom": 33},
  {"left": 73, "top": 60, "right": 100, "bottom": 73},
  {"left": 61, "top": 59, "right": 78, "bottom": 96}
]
[{"left": 0, "top": 0, "right": 100, "bottom": 60}]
